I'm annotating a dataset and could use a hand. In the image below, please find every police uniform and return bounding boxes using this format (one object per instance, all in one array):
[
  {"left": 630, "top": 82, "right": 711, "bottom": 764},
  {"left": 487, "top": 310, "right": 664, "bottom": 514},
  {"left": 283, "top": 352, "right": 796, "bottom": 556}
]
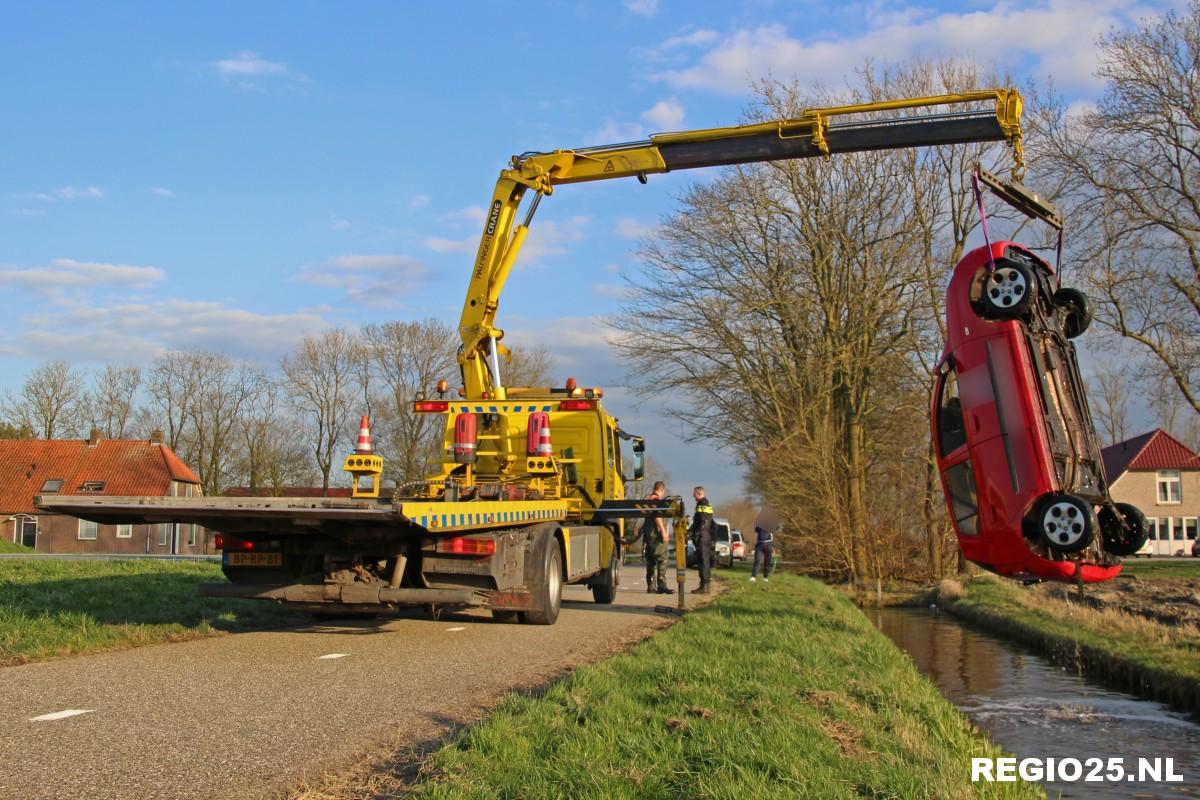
[
  {"left": 689, "top": 495, "right": 715, "bottom": 592},
  {"left": 641, "top": 513, "right": 672, "bottom": 593}
]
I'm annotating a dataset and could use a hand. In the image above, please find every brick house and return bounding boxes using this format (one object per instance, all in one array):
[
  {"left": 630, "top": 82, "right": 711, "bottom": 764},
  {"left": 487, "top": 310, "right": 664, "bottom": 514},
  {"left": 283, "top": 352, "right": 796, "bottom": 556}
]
[
  {"left": 1102, "top": 429, "right": 1200, "bottom": 557},
  {"left": 0, "top": 430, "right": 207, "bottom": 555}
]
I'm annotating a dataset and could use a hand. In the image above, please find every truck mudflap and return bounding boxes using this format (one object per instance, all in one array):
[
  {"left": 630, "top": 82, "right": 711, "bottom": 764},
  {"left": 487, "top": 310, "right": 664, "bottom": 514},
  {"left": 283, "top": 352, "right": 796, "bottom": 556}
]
[{"left": 199, "top": 582, "right": 484, "bottom": 606}]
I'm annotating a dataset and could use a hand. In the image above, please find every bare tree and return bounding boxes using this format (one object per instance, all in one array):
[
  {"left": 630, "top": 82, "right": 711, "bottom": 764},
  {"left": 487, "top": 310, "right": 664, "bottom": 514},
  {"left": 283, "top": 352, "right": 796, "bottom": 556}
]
[
  {"left": 361, "top": 320, "right": 456, "bottom": 485},
  {"left": 146, "top": 352, "right": 202, "bottom": 450},
  {"left": 1034, "top": 4, "right": 1200, "bottom": 415},
  {"left": 2, "top": 360, "right": 86, "bottom": 439},
  {"left": 283, "top": 329, "right": 363, "bottom": 494},
  {"left": 505, "top": 344, "right": 553, "bottom": 388},
  {"left": 86, "top": 364, "right": 141, "bottom": 438},
  {"left": 1090, "top": 364, "right": 1132, "bottom": 446}
]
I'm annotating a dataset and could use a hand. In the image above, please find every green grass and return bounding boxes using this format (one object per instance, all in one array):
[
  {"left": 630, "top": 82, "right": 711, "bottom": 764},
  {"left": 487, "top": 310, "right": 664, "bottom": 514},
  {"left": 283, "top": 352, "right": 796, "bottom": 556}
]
[
  {"left": 947, "top": 576, "right": 1200, "bottom": 708},
  {"left": 0, "top": 560, "right": 303, "bottom": 665},
  {"left": 408, "top": 571, "right": 1039, "bottom": 800},
  {"left": 1120, "top": 558, "right": 1200, "bottom": 580},
  {"left": 0, "top": 539, "right": 34, "bottom": 554}
]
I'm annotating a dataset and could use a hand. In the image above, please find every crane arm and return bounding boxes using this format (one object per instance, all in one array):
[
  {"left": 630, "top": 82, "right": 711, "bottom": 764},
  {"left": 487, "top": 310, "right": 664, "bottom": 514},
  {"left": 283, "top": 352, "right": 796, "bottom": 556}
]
[{"left": 459, "top": 89, "right": 1024, "bottom": 399}]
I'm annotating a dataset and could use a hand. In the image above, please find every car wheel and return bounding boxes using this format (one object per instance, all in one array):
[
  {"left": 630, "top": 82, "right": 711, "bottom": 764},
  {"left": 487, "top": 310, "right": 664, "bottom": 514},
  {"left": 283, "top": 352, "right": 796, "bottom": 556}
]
[
  {"left": 1053, "top": 287, "right": 1093, "bottom": 339},
  {"left": 1099, "top": 502, "right": 1149, "bottom": 557},
  {"left": 1035, "top": 493, "right": 1096, "bottom": 553},
  {"left": 491, "top": 609, "right": 521, "bottom": 624},
  {"left": 978, "top": 260, "right": 1034, "bottom": 319},
  {"left": 523, "top": 539, "right": 563, "bottom": 625}
]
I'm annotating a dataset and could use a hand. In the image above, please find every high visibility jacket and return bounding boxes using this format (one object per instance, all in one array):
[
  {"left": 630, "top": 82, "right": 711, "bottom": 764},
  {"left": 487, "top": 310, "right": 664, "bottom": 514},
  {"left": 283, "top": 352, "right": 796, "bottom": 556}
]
[{"left": 689, "top": 498, "right": 714, "bottom": 543}]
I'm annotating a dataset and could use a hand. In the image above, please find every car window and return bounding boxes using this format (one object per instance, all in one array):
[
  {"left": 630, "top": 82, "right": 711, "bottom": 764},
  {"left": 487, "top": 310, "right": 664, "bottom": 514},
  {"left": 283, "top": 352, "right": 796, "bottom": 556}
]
[
  {"left": 944, "top": 461, "right": 979, "bottom": 536},
  {"left": 936, "top": 367, "right": 967, "bottom": 456}
]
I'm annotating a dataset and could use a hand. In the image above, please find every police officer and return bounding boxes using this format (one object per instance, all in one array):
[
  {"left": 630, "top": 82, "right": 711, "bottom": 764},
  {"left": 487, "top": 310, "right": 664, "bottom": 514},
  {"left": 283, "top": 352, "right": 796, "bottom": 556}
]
[
  {"left": 689, "top": 485, "right": 715, "bottom": 594},
  {"left": 640, "top": 481, "right": 673, "bottom": 594}
]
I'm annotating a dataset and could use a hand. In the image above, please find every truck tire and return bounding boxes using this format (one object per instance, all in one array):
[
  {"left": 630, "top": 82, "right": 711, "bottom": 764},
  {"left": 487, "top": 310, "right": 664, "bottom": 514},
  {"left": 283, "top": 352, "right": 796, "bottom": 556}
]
[
  {"left": 523, "top": 538, "right": 563, "bottom": 625},
  {"left": 591, "top": 549, "right": 619, "bottom": 604}
]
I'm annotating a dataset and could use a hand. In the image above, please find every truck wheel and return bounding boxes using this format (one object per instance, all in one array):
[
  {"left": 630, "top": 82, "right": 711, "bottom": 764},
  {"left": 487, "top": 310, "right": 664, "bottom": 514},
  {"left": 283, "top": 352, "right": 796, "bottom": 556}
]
[
  {"left": 978, "top": 260, "right": 1034, "bottom": 319},
  {"left": 523, "top": 540, "right": 563, "bottom": 625},
  {"left": 1034, "top": 493, "right": 1095, "bottom": 554},
  {"left": 1099, "top": 502, "right": 1148, "bottom": 556},
  {"left": 591, "top": 549, "right": 619, "bottom": 604}
]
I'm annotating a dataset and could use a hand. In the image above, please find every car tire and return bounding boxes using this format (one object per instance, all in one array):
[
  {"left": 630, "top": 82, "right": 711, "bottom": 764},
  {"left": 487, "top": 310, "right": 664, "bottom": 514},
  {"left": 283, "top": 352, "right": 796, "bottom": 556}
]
[
  {"left": 1053, "top": 287, "right": 1093, "bottom": 339},
  {"left": 1034, "top": 493, "right": 1096, "bottom": 553},
  {"left": 491, "top": 609, "right": 521, "bottom": 624},
  {"left": 978, "top": 260, "right": 1035, "bottom": 319},
  {"left": 1099, "top": 502, "right": 1149, "bottom": 557},
  {"left": 523, "top": 538, "right": 563, "bottom": 625}
]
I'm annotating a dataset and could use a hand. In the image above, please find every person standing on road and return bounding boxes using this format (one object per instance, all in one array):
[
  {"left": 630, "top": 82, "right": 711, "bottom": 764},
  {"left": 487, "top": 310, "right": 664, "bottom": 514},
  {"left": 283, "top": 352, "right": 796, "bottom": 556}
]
[
  {"left": 751, "top": 506, "right": 778, "bottom": 582},
  {"left": 689, "top": 486, "right": 715, "bottom": 594},
  {"left": 640, "top": 481, "right": 674, "bottom": 594}
]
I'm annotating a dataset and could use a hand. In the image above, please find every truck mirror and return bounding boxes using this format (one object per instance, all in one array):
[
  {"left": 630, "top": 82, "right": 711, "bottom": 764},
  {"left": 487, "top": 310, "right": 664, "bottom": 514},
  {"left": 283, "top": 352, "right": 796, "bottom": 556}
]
[{"left": 633, "top": 450, "right": 645, "bottom": 480}]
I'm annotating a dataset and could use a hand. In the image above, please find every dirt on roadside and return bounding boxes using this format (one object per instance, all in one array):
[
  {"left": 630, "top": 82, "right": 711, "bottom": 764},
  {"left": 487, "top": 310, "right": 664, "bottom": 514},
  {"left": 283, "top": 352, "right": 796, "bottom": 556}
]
[{"left": 1035, "top": 572, "right": 1200, "bottom": 630}]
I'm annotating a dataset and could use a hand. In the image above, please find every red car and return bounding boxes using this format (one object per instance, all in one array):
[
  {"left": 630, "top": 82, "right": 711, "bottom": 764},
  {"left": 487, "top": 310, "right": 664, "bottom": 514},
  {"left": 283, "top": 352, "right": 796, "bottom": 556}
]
[{"left": 932, "top": 241, "right": 1147, "bottom": 583}]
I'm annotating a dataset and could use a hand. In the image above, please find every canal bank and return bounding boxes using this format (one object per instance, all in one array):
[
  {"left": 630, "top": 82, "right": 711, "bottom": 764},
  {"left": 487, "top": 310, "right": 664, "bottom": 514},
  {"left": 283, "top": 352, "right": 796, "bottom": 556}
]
[
  {"left": 871, "top": 606, "right": 1200, "bottom": 799},
  {"left": 940, "top": 576, "right": 1200, "bottom": 715}
]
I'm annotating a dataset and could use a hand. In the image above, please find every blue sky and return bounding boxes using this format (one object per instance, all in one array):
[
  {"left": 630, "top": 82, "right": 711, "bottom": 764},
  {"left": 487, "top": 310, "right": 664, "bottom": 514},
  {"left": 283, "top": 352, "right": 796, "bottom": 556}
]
[{"left": 0, "top": 0, "right": 1180, "bottom": 503}]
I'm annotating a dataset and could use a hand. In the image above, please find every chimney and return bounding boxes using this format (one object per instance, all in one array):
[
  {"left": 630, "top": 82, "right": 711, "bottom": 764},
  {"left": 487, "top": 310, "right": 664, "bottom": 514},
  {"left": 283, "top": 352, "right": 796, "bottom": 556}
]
[
  {"left": 88, "top": 428, "right": 103, "bottom": 447},
  {"left": 150, "top": 429, "right": 164, "bottom": 446}
]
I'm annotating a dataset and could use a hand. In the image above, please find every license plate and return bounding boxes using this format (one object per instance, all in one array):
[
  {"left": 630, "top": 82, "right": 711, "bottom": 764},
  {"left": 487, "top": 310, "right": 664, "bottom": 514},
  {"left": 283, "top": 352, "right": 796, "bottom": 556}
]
[{"left": 227, "top": 552, "right": 283, "bottom": 567}]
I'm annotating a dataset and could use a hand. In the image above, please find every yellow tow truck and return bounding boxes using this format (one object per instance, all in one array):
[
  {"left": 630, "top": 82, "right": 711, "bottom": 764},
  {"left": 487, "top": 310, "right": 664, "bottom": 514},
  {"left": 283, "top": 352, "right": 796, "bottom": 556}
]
[{"left": 39, "top": 89, "right": 1025, "bottom": 623}]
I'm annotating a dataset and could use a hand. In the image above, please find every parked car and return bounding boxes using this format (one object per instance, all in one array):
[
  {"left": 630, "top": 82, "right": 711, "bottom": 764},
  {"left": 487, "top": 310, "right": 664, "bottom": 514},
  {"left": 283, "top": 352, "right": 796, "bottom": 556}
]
[
  {"left": 730, "top": 530, "right": 747, "bottom": 561},
  {"left": 932, "top": 240, "right": 1147, "bottom": 584},
  {"left": 686, "top": 519, "right": 736, "bottom": 568}
]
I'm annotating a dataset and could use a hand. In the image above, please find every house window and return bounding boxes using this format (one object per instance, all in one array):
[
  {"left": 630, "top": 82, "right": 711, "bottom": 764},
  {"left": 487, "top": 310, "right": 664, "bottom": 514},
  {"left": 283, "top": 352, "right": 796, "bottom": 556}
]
[
  {"left": 1147, "top": 518, "right": 1159, "bottom": 540},
  {"left": 1160, "top": 517, "right": 1174, "bottom": 541},
  {"left": 80, "top": 481, "right": 105, "bottom": 492},
  {"left": 157, "top": 523, "right": 171, "bottom": 547},
  {"left": 1158, "top": 470, "right": 1183, "bottom": 504},
  {"left": 116, "top": 524, "right": 133, "bottom": 539},
  {"left": 78, "top": 519, "right": 98, "bottom": 540},
  {"left": 40, "top": 479, "right": 63, "bottom": 493},
  {"left": 15, "top": 515, "right": 37, "bottom": 548},
  {"left": 1186, "top": 518, "right": 1198, "bottom": 541},
  {"left": 187, "top": 524, "right": 196, "bottom": 547}
]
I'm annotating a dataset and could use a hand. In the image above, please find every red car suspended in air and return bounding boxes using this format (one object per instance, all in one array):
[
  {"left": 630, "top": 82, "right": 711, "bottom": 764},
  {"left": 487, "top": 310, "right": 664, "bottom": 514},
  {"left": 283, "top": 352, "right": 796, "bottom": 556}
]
[{"left": 932, "top": 173, "right": 1147, "bottom": 584}]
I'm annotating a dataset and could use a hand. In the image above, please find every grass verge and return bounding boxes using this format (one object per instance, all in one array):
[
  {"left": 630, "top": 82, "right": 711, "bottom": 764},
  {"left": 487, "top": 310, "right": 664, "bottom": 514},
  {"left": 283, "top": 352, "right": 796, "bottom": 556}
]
[
  {"left": 0, "top": 539, "right": 35, "bottom": 554},
  {"left": 945, "top": 575, "right": 1200, "bottom": 711},
  {"left": 1119, "top": 558, "right": 1200, "bottom": 580},
  {"left": 0, "top": 559, "right": 302, "bottom": 665},
  {"left": 380, "top": 572, "right": 1038, "bottom": 800}
]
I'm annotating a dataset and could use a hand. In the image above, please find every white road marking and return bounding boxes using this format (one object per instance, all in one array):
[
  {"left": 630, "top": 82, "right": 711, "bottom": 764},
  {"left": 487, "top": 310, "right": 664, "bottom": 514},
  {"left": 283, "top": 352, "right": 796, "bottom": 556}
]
[
  {"left": 317, "top": 653, "right": 349, "bottom": 660},
  {"left": 445, "top": 627, "right": 466, "bottom": 632},
  {"left": 30, "top": 709, "right": 93, "bottom": 722}
]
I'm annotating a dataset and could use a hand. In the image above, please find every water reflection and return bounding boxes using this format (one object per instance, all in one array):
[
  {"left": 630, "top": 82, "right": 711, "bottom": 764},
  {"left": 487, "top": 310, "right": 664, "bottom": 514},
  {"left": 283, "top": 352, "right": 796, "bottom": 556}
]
[{"left": 871, "top": 607, "right": 1200, "bottom": 799}]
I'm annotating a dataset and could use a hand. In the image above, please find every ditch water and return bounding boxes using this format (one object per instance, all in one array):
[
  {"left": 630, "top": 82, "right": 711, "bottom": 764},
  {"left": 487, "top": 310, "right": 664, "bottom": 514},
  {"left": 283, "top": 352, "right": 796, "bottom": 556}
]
[{"left": 870, "top": 607, "right": 1200, "bottom": 799}]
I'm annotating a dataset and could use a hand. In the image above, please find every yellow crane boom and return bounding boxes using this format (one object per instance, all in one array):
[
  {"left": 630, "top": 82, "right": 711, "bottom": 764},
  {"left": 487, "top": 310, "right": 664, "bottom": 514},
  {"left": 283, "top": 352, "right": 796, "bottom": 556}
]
[{"left": 459, "top": 89, "right": 1025, "bottom": 399}]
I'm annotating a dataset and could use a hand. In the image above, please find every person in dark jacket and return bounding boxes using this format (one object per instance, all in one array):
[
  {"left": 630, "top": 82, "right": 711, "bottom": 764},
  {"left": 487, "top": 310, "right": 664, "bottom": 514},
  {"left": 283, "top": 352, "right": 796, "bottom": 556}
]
[
  {"left": 751, "top": 506, "right": 778, "bottom": 582},
  {"left": 689, "top": 486, "right": 715, "bottom": 594},
  {"left": 640, "top": 481, "right": 673, "bottom": 594}
]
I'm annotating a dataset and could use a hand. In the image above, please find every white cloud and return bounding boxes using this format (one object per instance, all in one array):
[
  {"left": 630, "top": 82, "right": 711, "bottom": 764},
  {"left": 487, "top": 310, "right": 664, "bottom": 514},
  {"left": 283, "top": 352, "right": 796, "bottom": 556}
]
[
  {"left": 1, "top": 258, "right": 165, "bottom": 298},
  {"left": 150, "top": 187, "right": 175, "bottom": 198},
  {"left": 623, "top": 0, "right": 659, "bottom": 18},
  {"left": 652, "top": 1, "right": 1156, "bottom": 96},
  {"left": 641, "top": 99, "right": 685, "bottom": 131},
  {"left": 294, "top": 254, "right": 430, "bottom": 308},
  {"left": 33, "top": 185, "right": 105, "bottom": 202},
  {"left": 660, "top": 29, "right": 719, "bottom": 50},
  {"left": 586, "top": 120, "right": 646, "bottom": 146},
  {"left": 438, "top": 205, "right": 487, "bottom": 227},
  {"left": 424, "top": 236, "right": 476, "bottom": 254},
  {"left": 520, "top": 215, "right": 590, "bottom": 265},
  {"left": 211, "top": 50, "right": 304, "bottom": 92},
  {"left": 409, "top": 194, "right": 431, "bottom": 210},
  {"left": 615, "top": 217, "right": 658, "bottom": 239},
  {"left": 592, "top": 282, "right": 632, "bottom": 300},
  {"left": 329, "top": 214, "right": 351, "bottom": 231},
  {"left": 11, "top": 208, "right": 46, "bottom": 217}
]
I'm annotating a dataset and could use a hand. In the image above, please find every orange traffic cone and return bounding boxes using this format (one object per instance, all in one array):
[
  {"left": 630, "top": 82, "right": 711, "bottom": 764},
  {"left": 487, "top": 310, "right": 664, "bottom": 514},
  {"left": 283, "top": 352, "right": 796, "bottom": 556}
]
[{"left": 355, "top": 415, "right": 372, "bottom": 453}]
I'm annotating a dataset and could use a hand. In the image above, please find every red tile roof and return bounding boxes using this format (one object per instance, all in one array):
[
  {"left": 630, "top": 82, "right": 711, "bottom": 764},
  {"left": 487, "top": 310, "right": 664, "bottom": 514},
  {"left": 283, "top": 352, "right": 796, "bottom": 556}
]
[
  {"left": 0, "top": 438, "right": 200, "bottom": 515},
  {"left": 1102, "top": 428, "right": 1200, "bottom": 481},
  {"left": 223, "top": 487, "right": 353, "bottom": 498}
]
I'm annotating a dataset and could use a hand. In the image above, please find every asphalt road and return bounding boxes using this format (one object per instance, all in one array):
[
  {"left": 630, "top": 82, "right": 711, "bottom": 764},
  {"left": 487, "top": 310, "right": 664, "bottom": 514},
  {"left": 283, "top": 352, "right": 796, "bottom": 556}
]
[{"left": 0, "top": 573, "right": 695, "bottom": 800}]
